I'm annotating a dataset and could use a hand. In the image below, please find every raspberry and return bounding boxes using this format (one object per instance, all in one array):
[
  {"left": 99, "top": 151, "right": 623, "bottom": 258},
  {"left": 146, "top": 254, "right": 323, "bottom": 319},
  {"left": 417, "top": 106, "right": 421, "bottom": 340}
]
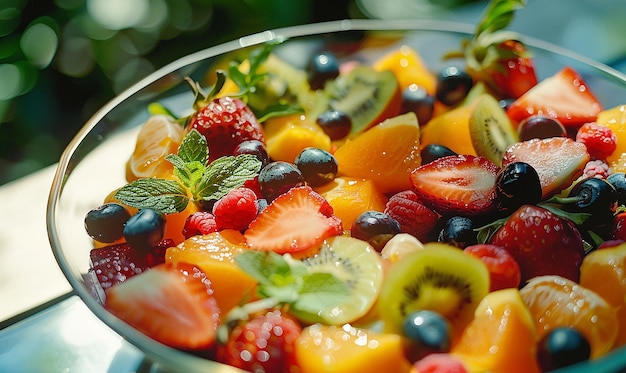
[
  {"left": 182, "top": 211, "right": 218, "bottom": 239},
  {"left": 384, "top": 190, "right": 439, "bottom": 241},
  {"left": 582, "top": 159, "right": 610, "bottom": 179},
  {"left": 575, "top": 122, "right": 617, "bottom": 160},
  {"left": 212, "top": 187, "right": 258, "bottom": 231}
]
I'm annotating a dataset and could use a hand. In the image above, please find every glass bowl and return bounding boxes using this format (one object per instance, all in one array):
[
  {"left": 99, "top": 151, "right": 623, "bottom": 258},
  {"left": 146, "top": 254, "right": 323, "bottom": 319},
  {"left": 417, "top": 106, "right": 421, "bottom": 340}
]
[{"left": 47, "top": 19, "right": 626, "bottom": 372}]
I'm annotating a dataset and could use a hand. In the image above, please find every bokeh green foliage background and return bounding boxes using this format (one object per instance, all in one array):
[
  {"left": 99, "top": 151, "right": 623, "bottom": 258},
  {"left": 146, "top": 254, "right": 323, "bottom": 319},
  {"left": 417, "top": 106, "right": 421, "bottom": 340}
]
[{"left": 0, "top": 0, "right": 356, "bottom": 185}]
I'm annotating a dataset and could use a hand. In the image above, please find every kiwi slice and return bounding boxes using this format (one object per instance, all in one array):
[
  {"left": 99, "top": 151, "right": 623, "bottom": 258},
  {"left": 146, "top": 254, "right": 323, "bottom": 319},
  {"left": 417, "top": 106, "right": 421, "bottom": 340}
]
[
  {"left": 469, "top": 93, "right": 519, "bottom": 166},
  {"left": 295, "top": 235, "right": 384, "bottom": 325},
  {"left": 378, "top": 243, "right": 489, "bottom": 336},
  {"left": 314, "top": 65, "right": 400, "bottom": 136}
]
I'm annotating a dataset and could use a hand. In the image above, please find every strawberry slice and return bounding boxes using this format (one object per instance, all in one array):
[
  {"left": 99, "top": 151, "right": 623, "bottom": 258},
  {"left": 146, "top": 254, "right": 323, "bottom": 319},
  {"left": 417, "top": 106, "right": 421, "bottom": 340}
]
[
  {"left": 409, "top": 155, "right": 499, "bottom": 216},
  {"left": 244, "top": 185, "right": 343, "bottom": 254},
  {"left": 507, "top": 66, "right": 603, "bottom": 127},
  {"left": 502, "top": 137, "right": 589, "bottom": 198},
  {"left": 105, "top": 262, "right": 221, "bottom": 350}
]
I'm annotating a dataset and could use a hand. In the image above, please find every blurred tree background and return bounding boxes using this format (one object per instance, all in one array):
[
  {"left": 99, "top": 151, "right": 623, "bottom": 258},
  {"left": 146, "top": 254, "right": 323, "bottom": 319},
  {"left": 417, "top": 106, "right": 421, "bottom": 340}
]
[{"left": 0, "top": 0, "right": 358, "bottom": 185}]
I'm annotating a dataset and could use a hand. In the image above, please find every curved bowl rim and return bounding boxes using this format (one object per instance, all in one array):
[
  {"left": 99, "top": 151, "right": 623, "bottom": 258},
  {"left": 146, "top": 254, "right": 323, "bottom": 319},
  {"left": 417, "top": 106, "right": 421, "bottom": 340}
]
[{"left": 47, "top": 18, "right": 626, "bottom": 372}]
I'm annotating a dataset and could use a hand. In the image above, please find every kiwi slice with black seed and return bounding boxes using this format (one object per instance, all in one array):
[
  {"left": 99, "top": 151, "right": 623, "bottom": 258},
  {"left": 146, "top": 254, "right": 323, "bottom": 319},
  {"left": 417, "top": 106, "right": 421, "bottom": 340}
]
[
  {"left": 378, "top": 242, "right": 489, "bottom": 336},
  {"left": 314, "top": 65, "right": 401, "bottom": 136},
  {"left": 469, "top": 93, "right": 519, "bottom": 166},
  {"left": 294, "top": 235, "right": 385, "bottom": 325}
]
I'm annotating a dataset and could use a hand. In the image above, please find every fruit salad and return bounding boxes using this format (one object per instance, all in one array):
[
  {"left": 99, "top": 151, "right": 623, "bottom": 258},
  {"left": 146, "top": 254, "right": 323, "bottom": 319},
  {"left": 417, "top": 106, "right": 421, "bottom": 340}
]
[{"left": 80, "top": 0, "right": 626, "bottom": 372}]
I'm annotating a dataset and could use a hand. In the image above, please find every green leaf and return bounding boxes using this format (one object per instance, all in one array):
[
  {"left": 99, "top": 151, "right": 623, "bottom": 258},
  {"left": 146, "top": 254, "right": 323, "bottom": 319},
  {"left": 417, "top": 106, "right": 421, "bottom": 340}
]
[
  {"left": 235, "top": 251, "right": 291, "bottom": 286},
  {"left": 538, "top": 202, "right": 591, "bottom": 226},
  {"left": 177, "top": 129, "right": 208, "bottom": 165},
  {"left": 475, "top": 0, "right": 526, "bottom": 38},
  {"left": 114, "top": 178, "right": 189, "bottom": 214},
  {"left": 292, "top": 272, "right": 350, "bottom": 316},
  {"left": 256, "top": 103, "right": 304, "bottom": 123},
  {"left": 195, "top": 154, "right": 262, "bottom": 201}
]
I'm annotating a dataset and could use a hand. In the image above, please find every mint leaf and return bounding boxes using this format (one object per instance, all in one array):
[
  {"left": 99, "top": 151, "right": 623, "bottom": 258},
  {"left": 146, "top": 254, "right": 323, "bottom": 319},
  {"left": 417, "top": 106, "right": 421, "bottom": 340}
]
[
  {"left": 293, "top": 272, "right": 350, "bottom": 316},
  {"left": 114, "top": 178, "right": 189, "bottom": 214},
  {"left": 177, "top": 129, "right": 208, "bottom": 165},
  {"left": 235, "top": 251, "right": 292, "bottom": 286},
  {"left": 256, "top": 103, "right": 304, "bottom": 123},
  {"left": 195, "top": 154, "right": 262, "bottom": 201},
  {"left": 167, "top": 156, "right": 206, "bottom": 191},
  {"left": 475, "top": 0, "right": 526, "bottom": 38}
]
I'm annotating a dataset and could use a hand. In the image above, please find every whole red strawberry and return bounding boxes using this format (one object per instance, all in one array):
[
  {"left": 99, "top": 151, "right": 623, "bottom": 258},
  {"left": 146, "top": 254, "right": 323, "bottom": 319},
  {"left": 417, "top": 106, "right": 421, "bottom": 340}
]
[
  {"left": 460, "top": 2, "right": 538, "bottom": 98},
  {"left": 217, "top": 309, "right": 302, "bottom": 373},
  {"left": 187, "top": 96, "right": 265, "bottom": 162},
  {"left": 489, "top": 204, "right": 585, "bottom": 283}
]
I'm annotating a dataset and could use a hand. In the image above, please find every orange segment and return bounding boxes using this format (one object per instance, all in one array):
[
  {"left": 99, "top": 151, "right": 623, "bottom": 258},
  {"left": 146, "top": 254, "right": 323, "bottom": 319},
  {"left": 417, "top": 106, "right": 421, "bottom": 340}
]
[
  {"left": 373, "top": 45, "right": 437, "bottom": 95},
  {"left": 596, "top": 104, "right": 626, "bottom": 172},
  {"left": 127, "top": 115, "right": 185, "bottom": 181},
  {"left": 295, "top": 323, "right": 412, "bottom": 373},
  {"left": 164, "top": 201, "right": 200, "bottom": 245},
  {"left": 314, "top": 177, "right": 388, "bottom": 228},
  {"left": 165, "top": 230, "right": 257, "bottom": 315},
  {"left": 519, "top": 275, "right": 618, "bottom": 358},
  {"left": 451, "top": 288, "right": 540, "bottom": 373},
  {"left": 420, "top": 102, "right": 477, "bottom": 156},
  {"left": 264, "top": 114, "right": 331, "bottom": 162},
  {"left": 580, "top": 243, "right": 626, "bottom": 348},
  {"left": 333, "top": 112, "right": 421, "bottom": 194}
]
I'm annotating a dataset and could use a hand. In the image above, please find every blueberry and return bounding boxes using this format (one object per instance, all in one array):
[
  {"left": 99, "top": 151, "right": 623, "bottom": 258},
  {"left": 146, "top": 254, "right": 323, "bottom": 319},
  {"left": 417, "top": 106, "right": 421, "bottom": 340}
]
[
  {"left": 607, "top": 172, "right": 626, "bottom": 205},
  {"left": 420, "top": 144, "right": 457, "bottom": 165},
  {"left": 294, "top": 147, "right": 338, "bottom": 187},
  {"left": 84, "top": 203, "right": 131, "bottom": 243},
  {"left": 564, "top": 177, "right": 618, "bottom": 224},
  {"left": 401, "top": 85, "right": 435, "bottom": 125},
  {"left": 495, "top": 162, "right": 542, "bottom": 211},
  {"left": 233, "top": 139, "right": 270, "bottom": 167},
  {"left": 351, "top": 211, "right": 401, "bottom": 251},
  {"left": 307, "top": 52, "right": 340, "bottom": 90},
  {"left": 437, "top": 216, "right": 477, "bottom": 248},
  {"left": 316, "top": 109, "right": 352, "bottom": 140},
  {"left": 258, "top": 161, "right": 304, "bottom": 201},
  {"left": 537, "top": 327, "right": 591, "bottom": 371},
  {"left": 402, "top": 310, "right": 451, "bottom": 362},
  {"left": 435, "top": 66, "right": 473, "bottom": 106},
  {"left": 123, "top": 208, "right": 166, "bottom": 252}
]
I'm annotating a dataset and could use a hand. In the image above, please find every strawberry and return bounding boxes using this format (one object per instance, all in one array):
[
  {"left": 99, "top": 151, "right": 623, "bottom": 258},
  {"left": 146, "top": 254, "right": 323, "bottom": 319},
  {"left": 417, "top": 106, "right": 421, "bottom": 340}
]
[
  {"left": 507, "top": 67, "right": 603, "bottom": 128},
  {"left": 488, "top": 204, "right": 585, "bottom": 283},
  {"left": 216, "top": 309, "right": 302, "bottom": 373},
  {"left": 384, "top": 190, "right": 439, "bottom": 242},
  {"left": 575, "top": 122, "right": 617, "bottom": 160},
  {"left": 409, "top": 155, "right": 499, "bottom": 216},
  {"left": 244, "top": 186, "right": 343, "bottom": 254},
  {"left": 89, "top": 238, "right": 172, "bottom": 291},
  {"left": 502, "top": 137, "right": 590, "bottom": 198},
  {"left": 458, "top": 0, "right": 538, "bottom": 98},
  {"left": 187, "top": 96, "right": 265, "bottom": 162},
  {"left": 105, "top": 262, "right": 221, "bottom": 350}
]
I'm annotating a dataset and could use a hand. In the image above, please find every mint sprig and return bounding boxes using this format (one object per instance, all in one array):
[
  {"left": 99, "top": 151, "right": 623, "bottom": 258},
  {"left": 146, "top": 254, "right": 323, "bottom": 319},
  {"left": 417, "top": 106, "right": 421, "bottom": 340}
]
[
  {"left": 233, "top": 251, "right": 350, "bottom": 322},
  {"left": 474, "top": 0, "right": 526, "bottom": 39},
  {"left": 114, "top": 129, "right": 262, "bottom": 214}
]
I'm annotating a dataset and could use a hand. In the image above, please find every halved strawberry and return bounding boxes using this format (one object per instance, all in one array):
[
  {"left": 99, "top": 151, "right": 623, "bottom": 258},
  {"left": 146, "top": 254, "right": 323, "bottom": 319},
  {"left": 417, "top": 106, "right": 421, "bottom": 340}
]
[
  {"left": 105, "top": 262, "right": 221, "bottom": 350},
  {"left": 409, "top": 155, "right": 499, "bottom": 216},
  {"left": 244, "top": 185, "right": 343, "bottom": 255},
  {"left": 507, "top": 67, "right": 603, "bottom": 128},
  {"left": 502, "top": 137, "right": 590, "bottom": 198}
]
